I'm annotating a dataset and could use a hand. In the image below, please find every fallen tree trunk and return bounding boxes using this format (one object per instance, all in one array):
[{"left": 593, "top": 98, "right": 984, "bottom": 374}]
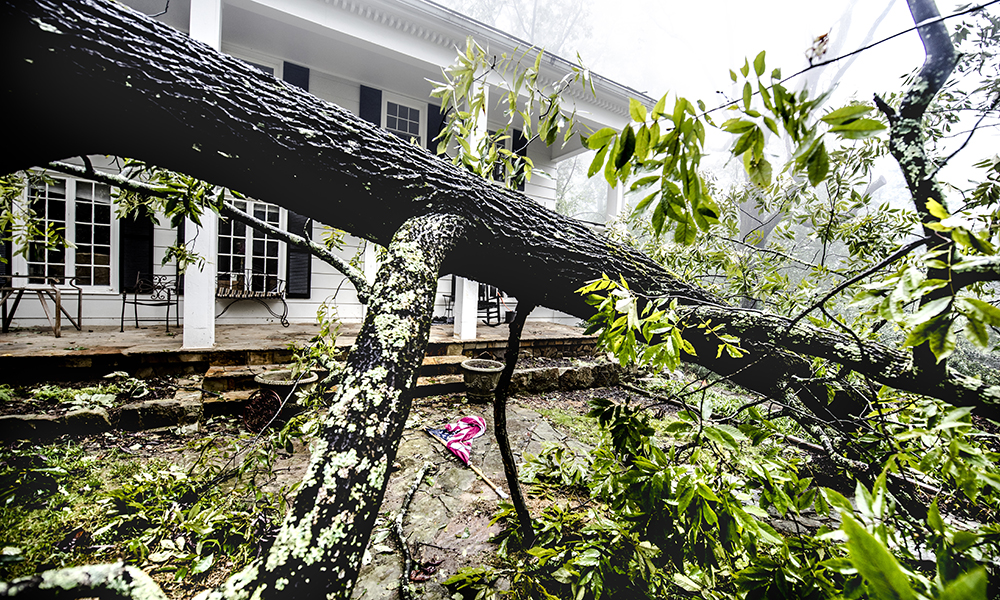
[{"left": 2, "top": 0, "right": 996, "bottom": 419}]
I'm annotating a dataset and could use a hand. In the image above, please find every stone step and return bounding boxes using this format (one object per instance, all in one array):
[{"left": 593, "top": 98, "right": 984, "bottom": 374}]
[{"left": 203, "top": 355, "right": 473, "bottom": 393}]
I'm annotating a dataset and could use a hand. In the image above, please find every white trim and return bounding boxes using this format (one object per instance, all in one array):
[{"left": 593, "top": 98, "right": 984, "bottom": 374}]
[{"left": 12, "top": 175, "right": 119, "bottom": 294}]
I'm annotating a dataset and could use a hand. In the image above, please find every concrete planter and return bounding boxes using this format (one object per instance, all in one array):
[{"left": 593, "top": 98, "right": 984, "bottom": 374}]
[
  {"left": 253, "top": 369, "right": 318, "bottom": 400},
  {"left": 460, "top": 359, "right": 505, "bottom": 403}
]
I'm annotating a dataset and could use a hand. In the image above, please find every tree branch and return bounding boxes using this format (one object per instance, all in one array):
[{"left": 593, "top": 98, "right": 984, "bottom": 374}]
[
  {"left": 0, "top": 561, "right": 168, "bottom": 600},
  {"left": 43, "top": 160, "right": 371, "bottom": 303}
]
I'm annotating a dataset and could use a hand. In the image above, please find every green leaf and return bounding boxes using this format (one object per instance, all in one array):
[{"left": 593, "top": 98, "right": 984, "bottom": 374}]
[
  {"left": 957, "top": 297, "right": 1000, "bottom": 326},
  {"left": 587, "top": 127, "right": 616, "bottom": 150},
  {"left": 829, "top": 118, "right": 887, "bottom": 139},
  {"left": 806, "top": 141, "right": 829, "bottom": 186},
  {"left": 926, "top": 198, "right": 950, "bottom": 219},
  {"left": 192, "top": 553, "right": 214, "bottom": 575},
  {"left": 843, "top": 515, "right": 916, "bottom": 600},
  {"left": 904, "top": 314, "right": 957, "bottom": 362},
  {"left": 740, "top": 59, "right": 750, "bottom": 78},
  {"left": 636, "top": 125, "right": 651, "bottom": 161},
  {"left": 588, "top": 144, "right": 609, "bottom": 178},
  {"left": 615, "top": 126, "right": 636, "bottom": 169},
  {"left": 820, "top": 104, "right": 874, "bottom": 126},
  {"left": 652, "top": 93, "right": 668, "bottom": 119},
  {"left": 743, "top": 81, "right": 753, "bottom": 110},
  {"left": 939, "top": 568, "right": 987, "bottom": 600},
  {"left": 721, "top": 118, "right": 757, "bottom": 134},
  {"left": 753, "top": 51, "right": 766, "bottom": 77},
  {"left": 630, "top": 98, "right": 648, "bottom": 123}
]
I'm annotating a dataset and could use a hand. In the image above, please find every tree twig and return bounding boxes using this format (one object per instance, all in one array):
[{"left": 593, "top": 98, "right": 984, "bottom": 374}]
[{"left": 395, "top": 461, "right": 434, "bottom": 600}]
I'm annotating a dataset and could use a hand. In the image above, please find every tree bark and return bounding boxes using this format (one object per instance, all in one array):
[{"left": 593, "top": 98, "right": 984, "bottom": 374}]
[
  {"left": 493, "top": 300, "right": 537, "bottom": 548},
  {"left": 4, "top": 0, "right": 996, "bottom": 420},
  {"left": 201, "top": 212, "right": 463, "bottom": 600}
]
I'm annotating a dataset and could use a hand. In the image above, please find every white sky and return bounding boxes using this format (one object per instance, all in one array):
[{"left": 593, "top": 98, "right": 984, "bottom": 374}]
[{"left": 561, "top": 0, "right": 994, "bottom": 201}]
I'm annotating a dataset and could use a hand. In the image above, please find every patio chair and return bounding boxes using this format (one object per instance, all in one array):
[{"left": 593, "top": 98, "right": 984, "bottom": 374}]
[{"left": 120, "top": 273, "right": 180, "bottom": 332}]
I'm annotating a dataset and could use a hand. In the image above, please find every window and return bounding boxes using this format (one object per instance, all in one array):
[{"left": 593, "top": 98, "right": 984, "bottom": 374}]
[
  {"left": 26, "top": 177, "right": 112, "bottom": 286},
  {"left": 218, "top": 199, "right": 282, "bottom": 292},
  {"left": 385, "top": 99, "right": 422, "bottom": 145}
]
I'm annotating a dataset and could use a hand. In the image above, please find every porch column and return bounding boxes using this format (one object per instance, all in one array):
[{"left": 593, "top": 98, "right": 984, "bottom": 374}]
[
  {"left": 453, "top": 277, "right": 478, "bottom": 341},
  {"left": 182, "top": 0, "right": 222, "bottom": 349},
  {"left": 606, "top": 181, "right": 624, "bottom": 222}
]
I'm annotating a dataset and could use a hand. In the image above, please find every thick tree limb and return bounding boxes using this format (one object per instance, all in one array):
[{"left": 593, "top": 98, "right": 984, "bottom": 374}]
[
  {"left": 43, "top": 160, "right": 371, "bottom": 302},
  {"left": 195, "top": 212, "right": 464, "bottom": 600},
  {"left": 0, "top": 562, "right": 168, "bottom": 600},
  {"left": 2, "top": 1, "right": 997, "bottom": 438},
  {"left": 683, "top": 305, "right": 1000, "bottom": 412}
]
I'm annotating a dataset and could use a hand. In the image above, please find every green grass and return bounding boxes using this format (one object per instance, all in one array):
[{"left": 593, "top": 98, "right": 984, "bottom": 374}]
[{"left": 0, "top": 442, "right": 151, "bottom": 580}]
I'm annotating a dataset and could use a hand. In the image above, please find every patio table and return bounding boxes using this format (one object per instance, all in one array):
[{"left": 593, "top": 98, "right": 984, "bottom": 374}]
[{"left": 1, "top": 275, "right": 82, "bottom": 338}]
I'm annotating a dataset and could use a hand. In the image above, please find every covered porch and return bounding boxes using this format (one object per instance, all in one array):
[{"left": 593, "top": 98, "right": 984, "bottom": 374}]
[{"left": 0, "top": 321, "right": 597, "bottom": 384}]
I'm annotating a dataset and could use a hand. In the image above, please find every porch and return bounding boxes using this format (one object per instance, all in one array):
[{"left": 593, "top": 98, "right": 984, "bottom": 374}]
[{"left": 0, "top": 321, "right": 597, "bottom": 384}]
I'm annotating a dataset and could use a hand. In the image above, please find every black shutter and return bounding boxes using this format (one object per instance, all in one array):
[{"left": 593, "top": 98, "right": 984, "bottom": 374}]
[
  {"left": 119, "top": 210, "right": 154, "bottom": 292},
  {"left": 360, "top": 85, "right": 382, "bottom": 126},
  {"left": 176, "top": 219, "right": 185, "bottom": 295},
  {"left": 513, "top": 128, "right": 529, "bottom": 192},
  {"left": 283, "top": 61, "right": 310, "bottom": 91},
  {"left": 285, "top": 212, "right": 312, "bottom": 299},
  {"left": 427, "top": 103, "right": 444, "bottom": 153}
]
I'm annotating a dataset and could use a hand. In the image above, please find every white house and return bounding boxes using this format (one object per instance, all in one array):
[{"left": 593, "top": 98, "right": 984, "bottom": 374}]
[{"left": 2, "top": 0, "right": 649, "bottom": 349}]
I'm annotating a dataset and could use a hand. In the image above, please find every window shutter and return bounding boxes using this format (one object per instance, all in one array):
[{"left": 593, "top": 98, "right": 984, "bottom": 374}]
[
  {"left": 360, "top": 85, "right": 382, "bottom": 126},
  {"left": 283, "top": 61, "right": 309, "bottom": 91},
  {"left": 176, "top": 219, "right": 185, "bottom": 295},
  {"left": 285, "top": 212, "right": 312, "bottom": 299},
  {"left": 119, "top": 210, "right": 154, "bottom": 292},
  {"left": 1, "top": 231, "right": 10, "bottom": 279},
  {"left": 427, "top": 103, "right": 444, "bottom": 153},
  {"left": 513, "top": 128, "right": 529, "bottom": 192}
]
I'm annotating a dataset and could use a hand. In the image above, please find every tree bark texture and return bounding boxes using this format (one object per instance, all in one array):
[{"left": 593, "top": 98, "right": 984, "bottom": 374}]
[
  {"left": 1, "top": 3, "right": 998, "bottom": 416},
  {"left": 0, "top": 561, "right": 168, "bottom": 600},
  {"left": 197, "top": 213, "right": 463, "bottom": 600}
]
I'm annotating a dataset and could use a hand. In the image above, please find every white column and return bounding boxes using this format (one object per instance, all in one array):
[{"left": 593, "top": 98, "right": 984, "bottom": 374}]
[
  {"left": 183, "top": 0, "right": 221, "bottom": 349},
  {"left": 189, "top": 0, "right": 222, "bottom": 49},
  {"left": 606, "top": 181, "right": 624, "bottom": 222},
  {"left": 453, "top": 277, "right": 478, "bottom": 340}
]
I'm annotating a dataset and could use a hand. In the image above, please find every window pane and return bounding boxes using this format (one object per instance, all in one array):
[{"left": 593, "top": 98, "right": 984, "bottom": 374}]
[
  {"left": 95, "top": 251, "right": 110, "bottom": 266},
  {"left": 234, "top": 222, "right": 246, "bottom": 237},
  {"left": 95, "top": 225, "right": 110, "bottom": 246},
  {"left": 76, "top": 265, "right": 91, "bottom": 285},
  {"left": 94, "top": 204, "right": 110, "bottom": 223},
  {"left": 48, "top": 199, "right": 65, "bottom": 222},
  {"left": 266, "top": 240, "right": 278, "bottom": 257},
  {"left": 387, "top": 116, "right": 397, "bottom": 130},
  {"left": 253, "top": 240, "right": 264, "bottom": 256},
  {"left": 94, "top": 267, "right": 110, "bottom": 286},
  {"left": 77, "top": 202, "right": 92, "bottom": 223},
  {"left": 76, "top": 225, "right": 91, "bottom": 244},
  {"left": 76, "top": 182, "right": 92, "bottom": 201},
  {"left": 94, "top": 183, "right": 111, "bottom": 203}
]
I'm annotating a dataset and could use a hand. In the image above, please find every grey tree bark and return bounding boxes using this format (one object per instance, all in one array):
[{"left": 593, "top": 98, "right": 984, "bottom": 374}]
[{"left": 1, "top": 0, "right": 998, "bottom": 598}]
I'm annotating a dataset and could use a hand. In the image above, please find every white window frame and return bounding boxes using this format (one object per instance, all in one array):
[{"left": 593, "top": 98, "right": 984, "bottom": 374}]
[
  {"left": 11, "top": 174, "right": 118, "bottom": 292},
  {"left": 382, "top": 92, "right": 426, "bottom": 147},
  {"left": 216, "top": 197, "right": 287, "bottom": 285}
]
